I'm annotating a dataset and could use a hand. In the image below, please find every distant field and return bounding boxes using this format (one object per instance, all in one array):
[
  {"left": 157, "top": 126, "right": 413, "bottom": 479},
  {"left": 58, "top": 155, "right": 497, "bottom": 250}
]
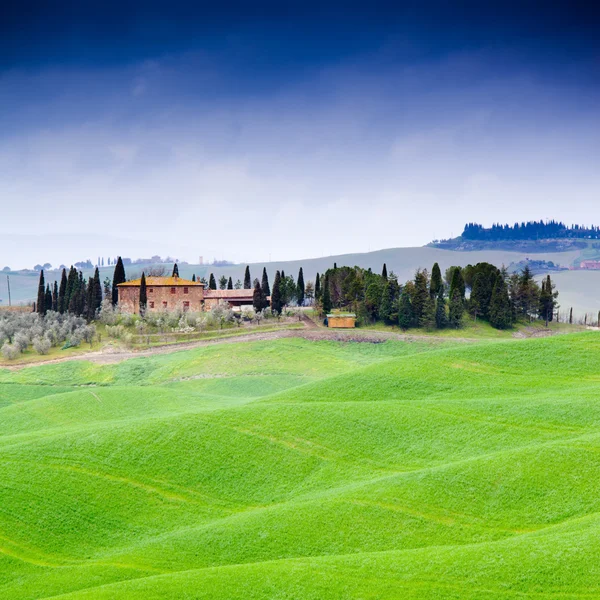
[
  {"left": 1, "top": 332, "right": 600, "bottom": 598},
  {"left": 3, "top": 244, "right": 599, "bottom": 318}
]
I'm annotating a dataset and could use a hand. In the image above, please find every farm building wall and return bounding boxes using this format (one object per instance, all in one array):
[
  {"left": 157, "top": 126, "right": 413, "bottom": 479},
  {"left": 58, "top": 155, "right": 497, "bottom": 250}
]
[
  {"left": 118, "top": 285, "right": 204, "bottom": 313},
  {"left": 328, "top": 316, "right": 356, "bottom": 328}
]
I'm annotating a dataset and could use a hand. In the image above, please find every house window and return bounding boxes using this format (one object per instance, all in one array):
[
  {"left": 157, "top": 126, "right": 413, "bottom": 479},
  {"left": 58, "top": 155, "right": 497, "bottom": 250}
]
[
  {"left": 149, "top": 301, "right": 154, "bottom": 309},
  {"left": 149, "top": 288, "right": 154, "bottom": 293},
  {"left": 183, "top": 287, "right": 189, "bottom": 294},
  {"left": 183, "top": 301, "right": 190, "bottom": 311},
  {"left": 170, "top": 287, "right": 176, "bottom": 294},
  {"left": 163, "top": 301, "right": 168, "bottom": 308}
]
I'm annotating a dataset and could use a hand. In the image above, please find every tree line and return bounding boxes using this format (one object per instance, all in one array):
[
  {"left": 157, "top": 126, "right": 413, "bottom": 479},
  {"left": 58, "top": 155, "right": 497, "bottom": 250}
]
[
  {"left": 313, "top": 262, "right": 559, "bottom": 330},
  {"left": 34, "top": 256, "right": 128, "bottom": 321},
  {"left": 462, "top": 220, "right": 600, "bottom": 241}
]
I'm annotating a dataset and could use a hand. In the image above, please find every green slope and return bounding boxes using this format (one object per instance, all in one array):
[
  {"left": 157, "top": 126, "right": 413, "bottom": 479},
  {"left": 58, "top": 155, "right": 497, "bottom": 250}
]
[{"left": 0, "top": 334, "right": 599, "bottom": 598}]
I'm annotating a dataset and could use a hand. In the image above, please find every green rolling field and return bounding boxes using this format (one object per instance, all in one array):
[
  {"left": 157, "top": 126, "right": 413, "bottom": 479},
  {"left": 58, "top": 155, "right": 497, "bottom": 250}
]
[{"left": 1, "top": 333, "right": 599, "bottom": 598}]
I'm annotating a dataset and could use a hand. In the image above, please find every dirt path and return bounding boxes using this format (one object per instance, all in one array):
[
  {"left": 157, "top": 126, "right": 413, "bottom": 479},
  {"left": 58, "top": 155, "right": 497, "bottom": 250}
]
[{"left": 3, "top": 323, "right": 479, "bottom": 370}]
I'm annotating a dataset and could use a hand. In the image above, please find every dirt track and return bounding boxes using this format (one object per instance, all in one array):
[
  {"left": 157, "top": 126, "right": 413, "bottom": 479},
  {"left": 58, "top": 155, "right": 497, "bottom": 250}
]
[{"left": 3, "top": 323, "right": 476, "bottom": 370}]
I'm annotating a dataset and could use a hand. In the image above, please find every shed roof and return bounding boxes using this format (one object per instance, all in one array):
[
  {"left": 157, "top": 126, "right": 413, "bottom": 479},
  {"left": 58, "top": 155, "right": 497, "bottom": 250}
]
[{"left": 118, "top": 276, "right": 203, "bottom": 287}]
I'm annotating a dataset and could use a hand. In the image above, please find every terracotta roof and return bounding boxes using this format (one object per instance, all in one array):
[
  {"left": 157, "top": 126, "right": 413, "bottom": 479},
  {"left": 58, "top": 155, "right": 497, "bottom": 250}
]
[
  {"left": 204, "top": 289, "right": 255, "bottom": 298},
  {"left": 118, "top": 276, "right": 203, "bottom": 287}
]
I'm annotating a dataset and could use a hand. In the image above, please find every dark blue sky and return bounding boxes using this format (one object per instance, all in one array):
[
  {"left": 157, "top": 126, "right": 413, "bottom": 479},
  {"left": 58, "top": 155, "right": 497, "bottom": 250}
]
[{"left": 1, "top": 1, "right": 599, "bottom": 267}]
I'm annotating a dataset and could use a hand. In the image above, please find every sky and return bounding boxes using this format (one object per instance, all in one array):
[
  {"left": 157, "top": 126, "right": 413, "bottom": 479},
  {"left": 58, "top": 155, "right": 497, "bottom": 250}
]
[{"left": 1, "top": 1, "right": 599, "bottom": 269}]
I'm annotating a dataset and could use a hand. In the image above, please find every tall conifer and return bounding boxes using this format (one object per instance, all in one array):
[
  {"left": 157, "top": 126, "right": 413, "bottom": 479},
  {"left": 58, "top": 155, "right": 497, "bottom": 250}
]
[
  {"left": 209, "top": 273, "right": 217, "bottom": 290},
  {"left": 448, "top": 290, "right": 464, "bottom": 328},
  {"left": 489, "top": 276, "right": 512, "bottom": 329},
  {"left": 321, "top": 274, "right": 332, "bottom": 314},
  {"left": 58, "top": 268, "right": 67, "bottom": 313},
  {"left": 382, "top": 263, "right": 388, "bottom": 280},
  {"left": 435, "top": 287, "right": 447, "bottom": 329},
  {"left": 44, "top": 284, "right": 53, "bottom": 313},
  {"left": 430, "top": 262, "right": 442, "bottom": 297},
  {"left": 261, "top": 267, "right": 270, "bottom": 296},
  {"left": 271, "top": 271, "right": 283, "bottom": 314},
  {"left": 297, "top": 267, "right": 305, "bottom": 306},
  {"left": 172, "top": 263, "right": 179, "bottom": 277},
  {"left": 52, "top": 281, "right": 58, "bottom": 312},
  {"left": 112, "top": 257, "right": 126, "bottom": 305},
  {"left": 139, "top": 272, "right": 147, "bottom": 316},
  {"left": 398, "top": 288, "right": 413, "bottom": 330},
  {"left": 227, "top": 277, "right": 233, "bottom": 290},
  {"left": 93, "top": 267, "right": 102, "bottom": 314},
  {"left": 243, "top": 266, "right": 251, "bottom": 289},
  {"left": 36, "top": 270, "right": 46, "bottom": 315},
  {"left": 315, "top": 273, "right": 321, "bottom": 299}
]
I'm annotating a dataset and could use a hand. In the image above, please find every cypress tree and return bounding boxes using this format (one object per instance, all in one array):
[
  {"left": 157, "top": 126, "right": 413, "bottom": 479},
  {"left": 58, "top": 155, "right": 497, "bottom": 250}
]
[
  {"left": 192, "top": 274, "right": 196, "bottom": 282},
  {"left": 209, "top": 273, "right": 217, "bottom": 290},
  {"left": 112, "top": 257, "right": 126, "bottom": 305},
  {"left": 382, "top": 263, "right": 388, "bottom": 280},
  {"left": 253, "top": 280, "right": 268, "bottom": 312},
  {"left": 448, "top": 290, "right": 464, "bottom": 328},
  {"left": 36, "top": 270, "right": 46, "bottom": 315},
  {"left": 271, "top": 271, "right": 283, "bottom": 314},
  {"left": 139, "top": 272, "right": 147, "bottom": 316},
  {"left": 172, "top": 263, "right": 179, "bottom": 277},
  {"left": 297, "top": 267, "right": 305, "bottom": 306},
  {"left": 243, "top": 266, "right": 251, "bottom": 289},
  {"left": 420, "top": 294, "right": 436, "bottom": 330},
  {"left": 77, "top": 271, "right": 86, "bottom": 316},
  {"left": 449, "top": 267, "right": 465, "bottom": 304},
  {"left": 58, "top": 268, "right": 67, "bottom": 313},
  {"left": 569, "top": 307, "right": 573, "bottom": 324},
  {"left": 227, "top": 277, "right": 233, "bottom": 290},
  {"left": 412, "top": 270, "right": 429, "bottom": 324},
  {"left": 430, "top": 262, "right": 442, "bottom": 298},
  {"left": 435, "top": 287, "right": 447, "bottom": 329},
  {"left": 379, "top": 280, "right": 394, "bottom": 324},
  {"left": 489, "top": 276, "right": 512, "bottom": 329},
  {"left": 52, "top": 281, "right": 58, "bottom": 312},
  {"left": 218, "top": 275, "right": 228, "bottom": 290},
  {"left": 261, "top": 267, "right": 270, "bottom": 296},
  {"left": 398, "top": 288, "right": 413, "bottom": 330},
  {"left": 321, "top": 274, "right": 332, "bottom": 314},
  {"left": 315, "top": 273, "right": 321, "bottom": 299},
  {"left": 469, "top": 272, "right": 485, "bottom": 321},
  {"left": 538, "top": 274, "right": 556, "bottom": 324},
  {"left": 86, "top": 277, "right": 95, "bottom": 321},
  {"left": 44, "top": 284, "right": 53, "bottom": 313},
  {"left": 94, "top": 267, "right": 103, "bottom": 313}
]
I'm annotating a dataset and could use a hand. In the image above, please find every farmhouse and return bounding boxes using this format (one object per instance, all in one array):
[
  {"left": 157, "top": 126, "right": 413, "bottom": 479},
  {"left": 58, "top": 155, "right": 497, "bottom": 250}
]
[
  {"left": 117, "top": 276, "right": 258, "bottom": 313},
  {"left": 580, "top": 260, "right": 600, "bottom": 270}
]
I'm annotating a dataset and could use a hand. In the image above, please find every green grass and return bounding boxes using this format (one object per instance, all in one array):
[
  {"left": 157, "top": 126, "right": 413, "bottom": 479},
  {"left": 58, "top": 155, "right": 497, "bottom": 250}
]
[{"left": 0, "top": 333, "right": 599, "bottom": 598}]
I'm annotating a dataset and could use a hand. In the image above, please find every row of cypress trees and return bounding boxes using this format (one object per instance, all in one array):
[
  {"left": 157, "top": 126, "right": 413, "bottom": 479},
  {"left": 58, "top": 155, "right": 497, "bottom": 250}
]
[
  {"left": 36, "top": 266, "right": 104, "bottom": 321},
  {"left": 313, "top": 261, "right": 557, "bottom": 331}
]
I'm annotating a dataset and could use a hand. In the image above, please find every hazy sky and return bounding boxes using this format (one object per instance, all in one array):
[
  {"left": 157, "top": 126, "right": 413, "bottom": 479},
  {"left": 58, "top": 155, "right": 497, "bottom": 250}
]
[{"left": 1, "top": 1, "right": 599, "bottom": 269}]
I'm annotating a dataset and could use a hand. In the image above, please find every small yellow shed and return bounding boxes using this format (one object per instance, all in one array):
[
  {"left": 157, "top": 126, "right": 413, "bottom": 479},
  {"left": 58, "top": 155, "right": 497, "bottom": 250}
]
[{"left": 326, "top": 313, "right": 356, "bottom": 328}]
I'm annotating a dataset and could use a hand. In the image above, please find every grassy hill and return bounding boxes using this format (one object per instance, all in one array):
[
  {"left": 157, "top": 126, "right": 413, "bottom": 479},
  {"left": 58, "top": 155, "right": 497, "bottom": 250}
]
[{"left": 0, "top": 332, "right": 599, "bottom": 598}]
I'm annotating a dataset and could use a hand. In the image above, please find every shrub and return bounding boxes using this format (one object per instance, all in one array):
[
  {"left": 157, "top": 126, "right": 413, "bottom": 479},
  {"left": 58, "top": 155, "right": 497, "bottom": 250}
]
[
  {"left": 1, "top": 343, "right": 19, "bottom": 360},
  {"left": 13, "top": 331, "right": 30, "bottom": 353},
  {"left": 81, "top": 324, "right": 96, "bottom": 344},
  {"left": 106, "top": 325, "right": 125, "bottom": 339},
  {"left": 32, "top": 337, "right": 51, "bottom": 355}
]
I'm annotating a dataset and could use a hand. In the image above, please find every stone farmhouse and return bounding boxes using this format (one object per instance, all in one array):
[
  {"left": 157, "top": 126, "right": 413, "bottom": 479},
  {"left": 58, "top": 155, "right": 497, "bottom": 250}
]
[{"left": 117, "top": 276, "right": 259, "bottom": 314}]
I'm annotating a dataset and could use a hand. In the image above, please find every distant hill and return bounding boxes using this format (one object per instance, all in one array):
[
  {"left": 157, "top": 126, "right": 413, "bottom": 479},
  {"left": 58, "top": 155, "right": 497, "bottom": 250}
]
[{"left": 4, "top": 243, "right": 599, "bottom": 318}]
